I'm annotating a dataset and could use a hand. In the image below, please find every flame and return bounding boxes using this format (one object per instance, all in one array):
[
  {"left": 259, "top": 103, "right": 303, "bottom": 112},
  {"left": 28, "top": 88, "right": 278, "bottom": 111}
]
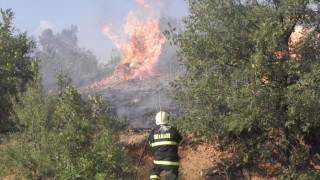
[
  {"left": 263, "top": 26, "right": 306, "bottom": 84},
  {"left": 274, "top": 51, "right": 283, "bottom": 60},
  {"left": 273, "top": 25, "right": 307, "bottom": 61},
  {"left": 263, "top": 25, "right": 319, "bottom": 85},
  {"left": 88, "top": 0, "right": 166, "bottom": 89},
  {"left": 136, "top": 0, "right": 165, "bottom": 7},
  {"left": 136, "top": 0, "right": 152, "bottom": 8},
  {"left": 289, "top": 25, "right": 307, "bottom": 60},
  {"left": 290, "top": 25, "right": 306, "bottom": 44}
]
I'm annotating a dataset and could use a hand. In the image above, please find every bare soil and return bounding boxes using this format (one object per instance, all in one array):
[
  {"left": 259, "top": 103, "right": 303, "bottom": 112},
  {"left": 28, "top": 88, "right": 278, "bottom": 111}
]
[
  {"left": 119, "top": 129, "right": 280, "bottom": 180},
  {"left": 1, "top": 131, "right": 317, "bottom": 180}
]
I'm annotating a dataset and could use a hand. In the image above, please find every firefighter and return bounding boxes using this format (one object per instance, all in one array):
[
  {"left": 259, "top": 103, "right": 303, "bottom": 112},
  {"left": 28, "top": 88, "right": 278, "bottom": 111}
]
[{"left": 149, "top": 111, "right": 183, "bottom": 180}]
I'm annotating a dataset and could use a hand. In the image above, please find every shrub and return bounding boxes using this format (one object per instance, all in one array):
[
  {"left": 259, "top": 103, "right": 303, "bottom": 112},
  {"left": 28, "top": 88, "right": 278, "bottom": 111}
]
[{"left": 0, "top": 73, "right": 134, "bottom": 179}]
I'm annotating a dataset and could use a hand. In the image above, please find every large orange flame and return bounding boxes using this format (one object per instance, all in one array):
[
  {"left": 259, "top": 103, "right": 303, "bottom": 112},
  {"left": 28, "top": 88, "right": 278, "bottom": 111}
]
[{"left": 88, "top": 0, "right": 166, "bottom": 89}]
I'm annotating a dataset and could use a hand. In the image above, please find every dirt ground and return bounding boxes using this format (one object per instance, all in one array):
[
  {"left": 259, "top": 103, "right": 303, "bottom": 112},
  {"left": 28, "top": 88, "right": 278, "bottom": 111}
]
[
  {"left": 2, "top": 130, "right": 316, "bottom": 180},
  {"left": 119, "top": 129, "right": 280, "bottom": 180}
]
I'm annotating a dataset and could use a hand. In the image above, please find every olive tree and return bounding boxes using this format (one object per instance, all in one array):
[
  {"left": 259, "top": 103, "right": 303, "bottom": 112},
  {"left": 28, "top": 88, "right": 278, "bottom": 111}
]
[{"left": 170, "top": 0, "right": 320, "bottom": 178}]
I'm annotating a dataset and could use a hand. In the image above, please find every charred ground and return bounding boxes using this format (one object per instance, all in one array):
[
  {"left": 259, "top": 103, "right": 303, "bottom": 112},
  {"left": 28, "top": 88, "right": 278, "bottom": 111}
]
[{"left": 81, "top": 77, "right": 178, "bottom": 128}]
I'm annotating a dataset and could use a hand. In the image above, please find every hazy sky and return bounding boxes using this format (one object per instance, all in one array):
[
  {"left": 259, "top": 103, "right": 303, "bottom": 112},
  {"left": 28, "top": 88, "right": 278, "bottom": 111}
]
[{"left": 0, "top": 0, "right": 188, "bottom": 63}]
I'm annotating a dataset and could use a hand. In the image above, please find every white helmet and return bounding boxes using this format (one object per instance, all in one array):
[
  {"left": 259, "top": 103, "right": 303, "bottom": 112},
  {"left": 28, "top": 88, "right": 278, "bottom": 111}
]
[{"left": 155, "top": 111, "right": 169, "bottom": 125}]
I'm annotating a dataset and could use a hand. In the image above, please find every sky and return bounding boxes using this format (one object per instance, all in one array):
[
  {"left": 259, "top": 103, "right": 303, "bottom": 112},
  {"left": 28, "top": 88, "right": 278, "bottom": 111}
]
[{"left": 0, "top": 0, "right": 188, "bottom": 63}]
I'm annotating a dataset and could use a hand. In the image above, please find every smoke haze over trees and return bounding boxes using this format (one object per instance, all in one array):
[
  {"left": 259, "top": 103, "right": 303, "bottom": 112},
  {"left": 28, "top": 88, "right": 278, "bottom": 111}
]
[
  {"left": 37, "top": 17, "right": 182, "bottom": 91},
  {"left": 155, "top": 17, "right": 182, "bottom": 75},
  {"left": 38, "top": 26, "right": 104, "bottom": 91}
]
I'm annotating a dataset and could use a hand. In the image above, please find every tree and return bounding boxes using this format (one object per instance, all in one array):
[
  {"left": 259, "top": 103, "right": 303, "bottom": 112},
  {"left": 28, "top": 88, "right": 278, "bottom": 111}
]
[
  {"left": 38, "top": 26, "right": 102, "bottom": 90},
  {"left": 170, "top": 0, "right": 320, "bottom": 178},
  {"left": 98, "top": 49, "right": 122, "bottom": 76},
  {"left": 0, "top": 9, "right": 36, "bottom": 132},
  {"left": 0, "top": 63, "right": 56, "bottom": 179},
  {"left": 52, "top": 74, "right": 134, "bottom": 179},
  {"left": 0, "top": 71, "right": 134, "bottom": 179}
]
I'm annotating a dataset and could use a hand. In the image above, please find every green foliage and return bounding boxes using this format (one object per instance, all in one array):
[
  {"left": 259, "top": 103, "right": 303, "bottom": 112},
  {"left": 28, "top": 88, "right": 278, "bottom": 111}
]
[
  {"left": 0, "top": 68, "right": 56, "bottom": 179},
  {"left": 170, "top": 0, "right": 320, "bottom": 178},
  {"left": 53, "top": 83, "right": 134, "bottom": 179},
  {"left": 0, "top": 9, "right": 36, "bottom": 132},
  {"left": 0, "top": 72, "right": 134, "bottom": 179}
]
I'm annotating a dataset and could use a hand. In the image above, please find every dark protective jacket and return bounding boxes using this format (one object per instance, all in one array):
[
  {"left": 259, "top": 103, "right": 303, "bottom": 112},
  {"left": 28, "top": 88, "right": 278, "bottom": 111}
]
[{"left": 149, "top": 125, "right": 183, "bottom": 165}]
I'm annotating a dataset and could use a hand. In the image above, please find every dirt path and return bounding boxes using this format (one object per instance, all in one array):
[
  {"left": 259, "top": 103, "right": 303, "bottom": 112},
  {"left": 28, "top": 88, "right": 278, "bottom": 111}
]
[
  {"left": 120, "top": 129, "right": 229, "bottom": 179},
  {"left": 120, "top": 129, "right": 281, "bottom": 180}
]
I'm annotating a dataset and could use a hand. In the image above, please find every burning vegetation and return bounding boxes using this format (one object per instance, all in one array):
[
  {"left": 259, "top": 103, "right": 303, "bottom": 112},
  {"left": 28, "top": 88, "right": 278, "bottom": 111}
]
[
  {"left": 1, "top": 1, "right": 320, "bottom": 179},
  {"left": 81, "top": 0, "right": 178, "bottom": 129},
  {"left": 88, "top": 0, "right": 167, "bottom": 89}
]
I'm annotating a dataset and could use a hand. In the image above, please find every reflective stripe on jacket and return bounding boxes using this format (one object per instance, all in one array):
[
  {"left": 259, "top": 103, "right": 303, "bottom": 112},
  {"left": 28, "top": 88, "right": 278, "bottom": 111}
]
[
  {"left": 149, "top": 126, "right": 183, "bottom": 162},
  {"left": 150, "top": 175, "right": 160, "bottom": 179},
  {"left": 153, "top": 160, "right": 180, "bottom": 166}
]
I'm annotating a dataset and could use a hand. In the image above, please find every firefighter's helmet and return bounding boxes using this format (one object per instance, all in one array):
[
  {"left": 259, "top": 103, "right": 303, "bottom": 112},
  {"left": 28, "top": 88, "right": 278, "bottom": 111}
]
[{"left": 155, "top": 111, "right": 169, "bottom": 125}]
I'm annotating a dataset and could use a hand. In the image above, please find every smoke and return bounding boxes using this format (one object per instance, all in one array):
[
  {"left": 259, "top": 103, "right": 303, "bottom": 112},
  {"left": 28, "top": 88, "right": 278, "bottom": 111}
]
[
  {"left": 83, "top": 2, "right": 184, "bottom": 128},
  {"left": 93, "top": 81, "right": 176, "bottom": 128},
  {"left": 34, "top": 0, "right": 185, "bottom": 128},
  {"left": 35, "top": 21, "right": 59, "bottom": 36}
]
